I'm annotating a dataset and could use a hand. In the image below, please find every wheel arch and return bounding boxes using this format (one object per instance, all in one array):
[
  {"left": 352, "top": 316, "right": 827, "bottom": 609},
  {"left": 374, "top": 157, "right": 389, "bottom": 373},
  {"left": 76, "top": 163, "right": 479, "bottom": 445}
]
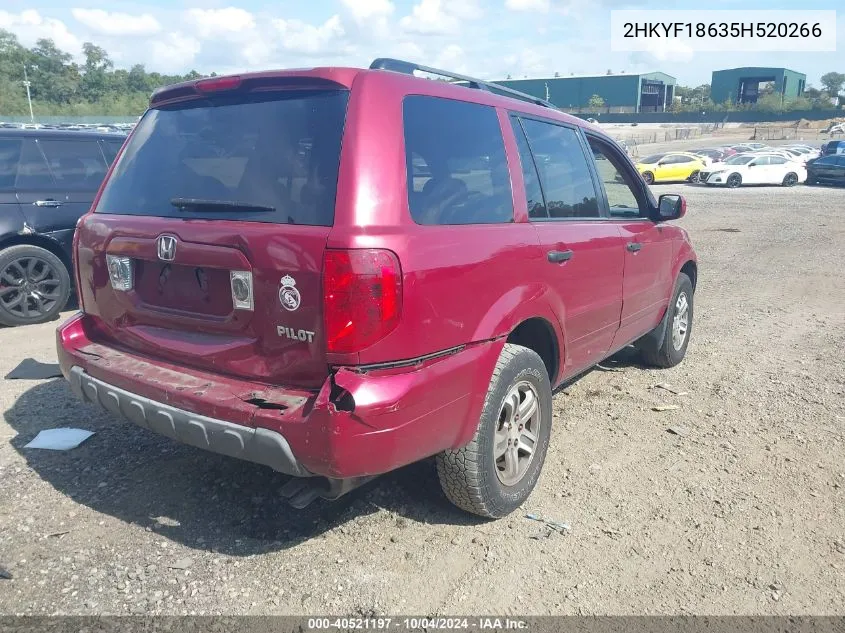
[{"left": 0, "top": 233, "right": 73, "bottom": 281}]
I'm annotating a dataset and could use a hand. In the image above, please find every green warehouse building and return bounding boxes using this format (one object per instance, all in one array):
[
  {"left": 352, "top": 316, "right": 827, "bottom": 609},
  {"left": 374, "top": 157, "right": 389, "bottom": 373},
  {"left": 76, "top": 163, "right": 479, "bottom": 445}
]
[
  {"left": 711, "top": 67, "right": 806, "bottom": 105},
  {"left": 490, "top": 71, "right": 677, "bottom": 113}
]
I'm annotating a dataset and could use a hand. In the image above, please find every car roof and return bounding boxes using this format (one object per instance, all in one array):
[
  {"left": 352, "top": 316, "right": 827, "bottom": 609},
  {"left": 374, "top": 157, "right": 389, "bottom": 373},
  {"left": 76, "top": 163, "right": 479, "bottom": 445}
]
[
  {"left": 147, "top": 64, "right": 616, "bottom": 144},
  {"left": 0, "top": 128, "right": 126, "bottom": 139}
]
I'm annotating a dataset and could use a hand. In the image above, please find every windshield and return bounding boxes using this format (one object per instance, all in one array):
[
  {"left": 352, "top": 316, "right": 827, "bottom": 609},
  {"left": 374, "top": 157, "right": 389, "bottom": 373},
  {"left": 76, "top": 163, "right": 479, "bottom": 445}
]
[
  {"left": 724, "top": 155, "right": 754, "bottom": 165},
  {"left": 641, "top": 153, "right": 666, "bottom": 164},
  {"left": 95, "top": 90, "right": 349, "bottom": 225}
]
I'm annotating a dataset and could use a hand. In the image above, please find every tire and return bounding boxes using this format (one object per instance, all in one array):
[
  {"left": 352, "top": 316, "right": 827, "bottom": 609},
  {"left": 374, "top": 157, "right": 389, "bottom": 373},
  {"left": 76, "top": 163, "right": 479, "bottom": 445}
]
[
  {"left": 782, "top": 172, "right": 799, "bottom": 187},
  {"left": 0, "top": 245, "right": 71, "bottom": 327},
  {"left": 688, "top": 170, "right": 701, "bottom": 184},
  {"left": 726, "top": 173, "right": 742, "bottom": 188},
  {"left": 642, "top": 171, "right": 655, "bottom": 185},
  {"left": 637, "top": 273, "right": 694, "bottom": 369},
  {"left": 437, "top": 343, "right": 553, "bottom": 518}
]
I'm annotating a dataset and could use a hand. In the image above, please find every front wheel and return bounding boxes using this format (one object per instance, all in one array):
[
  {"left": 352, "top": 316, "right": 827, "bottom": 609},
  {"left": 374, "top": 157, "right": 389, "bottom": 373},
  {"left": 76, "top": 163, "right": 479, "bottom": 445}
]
[
  {"left": 642, "top": 171, "right": 655, "bottom": 185},
  {"left": 726, "top": 173, "right": 742, "bottom": 188},
  {"left": 637, "top": 273, "right": 694, "bottom": 368},
  {"left": 782, "top": 172, "right": 799, "bottom": 187},
  {"left": 437, "top": 343, "right": 553, "bottom": 518},
  {"left": 0, "top": 245, "right": 71, "bottom": 327}
]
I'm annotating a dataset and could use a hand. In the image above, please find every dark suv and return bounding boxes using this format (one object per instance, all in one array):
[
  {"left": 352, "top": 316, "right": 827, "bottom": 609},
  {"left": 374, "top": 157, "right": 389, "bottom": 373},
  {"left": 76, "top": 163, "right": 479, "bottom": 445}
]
[
  {"left": 1, "top": 129, "right": 124, "bottom": 326},
  {"left": 57, "top": 60, "right": 697, "bottom": 517}
]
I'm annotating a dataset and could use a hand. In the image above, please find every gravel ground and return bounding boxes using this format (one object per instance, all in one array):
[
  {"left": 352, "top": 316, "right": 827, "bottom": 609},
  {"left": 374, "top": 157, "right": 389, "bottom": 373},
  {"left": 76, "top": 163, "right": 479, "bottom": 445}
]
[{"left": 0, "top": 181, "right": 843, "bottom": 616}]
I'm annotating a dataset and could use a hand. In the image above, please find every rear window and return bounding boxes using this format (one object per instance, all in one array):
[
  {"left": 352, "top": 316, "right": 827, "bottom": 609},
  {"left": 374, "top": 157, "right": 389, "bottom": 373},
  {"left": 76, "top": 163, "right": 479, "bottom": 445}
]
[
  {"left": 95, "top": 90, "right": 349, "bottom": 225},
  {"left": 403, "top": 96, "right": 513, "bottom": 225}
]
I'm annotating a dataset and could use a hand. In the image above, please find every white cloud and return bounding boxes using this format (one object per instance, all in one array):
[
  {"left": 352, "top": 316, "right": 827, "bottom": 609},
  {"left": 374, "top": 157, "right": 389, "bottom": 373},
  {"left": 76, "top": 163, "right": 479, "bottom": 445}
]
[
  {"left": 149, "top": 33, "right": 202, "bottom": 73},
  {"left": 71, "top": 9, "right": 161, "bottom": 37},
  {"left": 400, "top": 0, "right": 483, "bottom": 36},
  {"left": 183, "top": 7, "right": 256, "bottom": 39},
  {"left": 505, "top": 0, "right": 551, "bottom": 12},
  {"left": 273, "top": 15, "right": 346, "bottom": 56},
  {"left": 341, "top": 0, "right": 394, "bottom": 22},
  {"left": 0, "top": 9, "right": 81, "bottom": 56}
]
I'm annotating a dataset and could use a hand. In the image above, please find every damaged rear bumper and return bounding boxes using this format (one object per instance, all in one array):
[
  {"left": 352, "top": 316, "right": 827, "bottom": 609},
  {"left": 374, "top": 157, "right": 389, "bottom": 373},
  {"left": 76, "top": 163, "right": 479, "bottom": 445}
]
[{"left": 56, "top": 313, "right": 503, "bottom": 479}]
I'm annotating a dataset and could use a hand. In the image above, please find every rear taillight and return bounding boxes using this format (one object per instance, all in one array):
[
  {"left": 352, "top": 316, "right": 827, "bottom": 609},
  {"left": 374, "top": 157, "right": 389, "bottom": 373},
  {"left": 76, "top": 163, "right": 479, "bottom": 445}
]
[
  {"left": 195, "top": 76, "right": 242, "bottom": 93},
  {"left": 323, "top": 249, "right": 402, "bottom": 354}
]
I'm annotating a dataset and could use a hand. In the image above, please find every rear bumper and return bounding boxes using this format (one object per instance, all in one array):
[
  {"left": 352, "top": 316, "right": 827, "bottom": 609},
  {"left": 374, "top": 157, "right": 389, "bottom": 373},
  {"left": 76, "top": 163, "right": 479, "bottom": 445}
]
[{"left": 57, "top": 313, "right": 502, "bottom": 479}]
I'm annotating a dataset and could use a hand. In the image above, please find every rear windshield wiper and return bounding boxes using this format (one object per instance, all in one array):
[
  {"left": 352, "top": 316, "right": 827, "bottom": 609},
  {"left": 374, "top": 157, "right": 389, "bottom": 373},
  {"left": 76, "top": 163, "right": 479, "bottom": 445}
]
[{"left": 170, "top": 198, "right": 276, "bottom": 213}]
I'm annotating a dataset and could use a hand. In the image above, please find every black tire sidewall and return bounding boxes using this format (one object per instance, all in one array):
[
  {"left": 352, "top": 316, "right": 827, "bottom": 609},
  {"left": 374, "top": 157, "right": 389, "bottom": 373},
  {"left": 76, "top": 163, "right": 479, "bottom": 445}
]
[
  {"left": 0, "top": 245, "right": 71, "bottom": 327},
  {"left": 727, "top": 174, "right": 742, "bottom": 188},
  {"left": 643, "top": 171, "right": 654, "bottom": 185},
  {"left": 662, "top": 274, "right": 694, "bottom": 366},
  {"left": 476, "top": 348, "right": 553, "bottom": 517},
  {"left": 783, "top": 172, "right": 798, "bottom": 187}
]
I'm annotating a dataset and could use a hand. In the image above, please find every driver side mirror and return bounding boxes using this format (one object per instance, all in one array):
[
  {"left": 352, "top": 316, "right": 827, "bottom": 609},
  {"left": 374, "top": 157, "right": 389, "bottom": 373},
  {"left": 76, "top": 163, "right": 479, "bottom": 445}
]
[{"left": 656, "top": 194, "right": 686, "bottom": 221}]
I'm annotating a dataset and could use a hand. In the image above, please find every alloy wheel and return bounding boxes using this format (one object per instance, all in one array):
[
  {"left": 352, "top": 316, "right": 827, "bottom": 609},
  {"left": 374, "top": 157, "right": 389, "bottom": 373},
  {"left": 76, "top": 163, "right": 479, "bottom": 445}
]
[
  {"left": 0, "top": 256, "right": 63, "bottom": 322},
  {"left": 494, "top": 381, "right": 542, "bottom": 486},
  {"left": 672, "top": 292, "right": 690, "bottom": 351}
]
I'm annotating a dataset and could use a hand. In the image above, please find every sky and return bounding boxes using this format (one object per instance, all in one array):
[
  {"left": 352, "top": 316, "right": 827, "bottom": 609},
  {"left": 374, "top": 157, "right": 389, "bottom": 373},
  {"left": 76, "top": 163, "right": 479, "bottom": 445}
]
[{"left": 0, "top": 0, "right": 842, "bottom": 88}]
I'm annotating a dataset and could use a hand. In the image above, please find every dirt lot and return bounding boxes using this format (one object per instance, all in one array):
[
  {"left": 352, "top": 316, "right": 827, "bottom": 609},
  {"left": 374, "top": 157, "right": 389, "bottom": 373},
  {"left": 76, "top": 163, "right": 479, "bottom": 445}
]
[{"left": 0, "top": 182, "right": 843, "bottom": 616}]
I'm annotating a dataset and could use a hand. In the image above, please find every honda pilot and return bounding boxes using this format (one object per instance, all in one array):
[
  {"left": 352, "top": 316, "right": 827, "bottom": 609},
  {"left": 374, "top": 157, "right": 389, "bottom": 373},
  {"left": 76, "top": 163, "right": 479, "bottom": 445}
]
[{"left": 57, "top": 59, "right": 697, "bottom": 518}]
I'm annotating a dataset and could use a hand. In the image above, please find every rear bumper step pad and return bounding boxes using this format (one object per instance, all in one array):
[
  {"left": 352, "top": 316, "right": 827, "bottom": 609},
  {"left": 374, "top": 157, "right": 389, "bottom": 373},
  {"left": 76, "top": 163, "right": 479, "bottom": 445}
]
[{"left": 68, "top": 366, "right": 311, "bottom": 478}]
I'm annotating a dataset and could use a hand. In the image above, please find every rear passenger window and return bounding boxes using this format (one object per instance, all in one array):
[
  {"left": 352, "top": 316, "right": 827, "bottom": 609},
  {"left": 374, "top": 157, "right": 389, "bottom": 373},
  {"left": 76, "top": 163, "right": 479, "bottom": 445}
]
[
  {"left": 519, "top": 118, "right": 599, "bottom": 219},
  {"left": 0, "top": 140, "right": 22, "bottom": 189},
  {"left": 101, "top": 140, "right": 124, "bottom": 164},
  {"left": 510, "top": 118, "right": 547, "bottom": 219},
  {"left": 15, "top": 140, "right": 53, "bottom": 189},
  {"left": 403, "top": 96, "right": 513, "bottom": 225},
  {"left": 40, "top": 140, "right": 108, "bottom": 190}
]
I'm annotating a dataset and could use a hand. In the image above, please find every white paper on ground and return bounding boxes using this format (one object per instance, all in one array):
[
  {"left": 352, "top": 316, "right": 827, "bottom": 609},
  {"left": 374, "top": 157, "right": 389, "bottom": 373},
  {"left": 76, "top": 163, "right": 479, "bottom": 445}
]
[{"left": 24, "top": 428, "right": 95, "bottom": 451}]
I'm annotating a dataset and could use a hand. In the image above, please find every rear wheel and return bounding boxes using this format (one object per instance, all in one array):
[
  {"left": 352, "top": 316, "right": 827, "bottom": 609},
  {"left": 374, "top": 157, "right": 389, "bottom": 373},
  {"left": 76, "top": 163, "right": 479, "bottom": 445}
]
[
  {"left": 782, "top": 172, "right": 799, "bottom": 187},
  {"left": 726, "top": 173, "right": 742, "bottom": 188},
  {"left": 642, "top": 171, "right": 655, "bottom": 185},
  {"left": 0, "top": 245, "right": 71, "bottom": 327},
  {"left": 637, "top": 273, "right": 694, "bottom": 369},
  {"left": 688, "top": 170, "right": 701, "bottom": 184},
  {"left": 437, "top": 343, "right": 552, "bottom": 518}
]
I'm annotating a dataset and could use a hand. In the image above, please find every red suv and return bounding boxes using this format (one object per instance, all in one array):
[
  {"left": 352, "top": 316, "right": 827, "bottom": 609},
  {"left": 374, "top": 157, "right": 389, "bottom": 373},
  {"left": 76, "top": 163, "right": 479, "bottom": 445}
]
[{"left": 56, "top": 59, "right": 697, "bottom": 518}]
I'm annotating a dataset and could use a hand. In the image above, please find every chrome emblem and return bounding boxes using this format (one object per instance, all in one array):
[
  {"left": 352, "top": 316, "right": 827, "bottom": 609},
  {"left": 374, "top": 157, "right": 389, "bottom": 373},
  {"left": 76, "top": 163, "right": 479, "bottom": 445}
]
[
  {"left": 157, "top": 235, "right": 177, "bottom": 262},
  {"left": 279, "top": 274, "right": 301, "bottom": 312}
]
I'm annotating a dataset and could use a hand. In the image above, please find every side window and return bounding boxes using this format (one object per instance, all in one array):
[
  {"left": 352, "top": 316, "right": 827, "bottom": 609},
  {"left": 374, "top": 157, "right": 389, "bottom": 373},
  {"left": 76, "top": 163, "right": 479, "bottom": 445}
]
[
  {"left": 751, "top": 156, "right": 769, "bottom": 166},
  {"left": 769, "top": 156, "right": 787, "bottom": 165},
  {"left": 0, "top": 140, "right": 22, "bottom": 190},
  {"left": 671, "top": 155, "right": 693, "bottom": 164},
  {"left": 40, "top": 140, "right": 108, "bottom": 190},
  {"left": 519, "top": 118, "right": 599, "bottom": 219},
  {"left": 510, "top": 118, "right": 547, "bottom": 218},
  {"left": 101, "top": 139, "right": 124, "bottom": 165},
  {"left": 403, "top": 96, "right": 513, "bottom": 225},
  {"left": 15, "top": 140, "right": 54, "bottom": 189},
  {"left": 587, "top": 137, "right": 645, "bottom": 218}
]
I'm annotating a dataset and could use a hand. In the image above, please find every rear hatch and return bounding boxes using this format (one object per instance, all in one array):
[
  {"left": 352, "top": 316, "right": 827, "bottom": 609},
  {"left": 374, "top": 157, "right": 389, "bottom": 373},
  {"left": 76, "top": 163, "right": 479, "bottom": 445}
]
[{"left": 75, "top": 76, "right": 350, "bottom": 388}]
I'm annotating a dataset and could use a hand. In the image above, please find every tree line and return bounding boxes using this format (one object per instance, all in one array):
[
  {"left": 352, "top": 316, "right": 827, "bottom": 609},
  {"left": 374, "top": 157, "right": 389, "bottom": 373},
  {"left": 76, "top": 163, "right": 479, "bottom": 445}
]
[
  {"left": 2, "top": 28, "right": 843, "bottom": 118},
  {"left": 0, "top": 29, "right": 211, "bottom": 117}
]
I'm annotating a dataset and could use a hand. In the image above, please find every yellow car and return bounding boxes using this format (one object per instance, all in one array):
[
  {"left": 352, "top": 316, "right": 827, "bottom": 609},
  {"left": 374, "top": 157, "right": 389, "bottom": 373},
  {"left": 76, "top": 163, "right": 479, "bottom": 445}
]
[{"left": 635, "top": 152, "right": 707, "bottom": 184}]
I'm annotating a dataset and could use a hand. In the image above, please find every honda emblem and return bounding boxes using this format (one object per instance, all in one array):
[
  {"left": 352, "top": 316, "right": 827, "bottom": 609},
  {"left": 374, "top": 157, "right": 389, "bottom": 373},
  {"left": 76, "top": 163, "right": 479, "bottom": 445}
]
[{"left": 157, "top": 235, "right": 177, "bottom": 262}]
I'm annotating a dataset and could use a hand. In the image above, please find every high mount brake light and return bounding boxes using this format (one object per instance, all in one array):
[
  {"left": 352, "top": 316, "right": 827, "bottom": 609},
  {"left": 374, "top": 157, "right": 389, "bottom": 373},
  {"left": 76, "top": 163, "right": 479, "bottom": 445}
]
[
  {"left": 323, "top": 249, "right": 403, "bottom": 354},
  {"left": 195, "top": 76, "right": 242, "bottom": 93}
]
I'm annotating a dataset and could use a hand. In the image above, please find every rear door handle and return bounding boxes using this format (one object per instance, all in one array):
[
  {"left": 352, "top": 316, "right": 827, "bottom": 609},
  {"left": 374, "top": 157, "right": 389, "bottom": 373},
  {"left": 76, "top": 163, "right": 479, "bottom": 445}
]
[
  {"left": 33, "top": 199, "right": 63, "bottom": 208},
  {"left": 547, "top": 249, "right": 573, "bottom": 263},
  {"left": 627, "top": 242, "right": 642, "bottom": 252}
]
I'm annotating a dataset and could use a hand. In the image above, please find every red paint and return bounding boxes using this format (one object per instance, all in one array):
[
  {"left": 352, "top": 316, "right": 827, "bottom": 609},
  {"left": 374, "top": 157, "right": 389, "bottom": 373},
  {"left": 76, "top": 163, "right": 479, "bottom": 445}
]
[{"left": 57, "top": 64, "right": 697, "bottom": 480}]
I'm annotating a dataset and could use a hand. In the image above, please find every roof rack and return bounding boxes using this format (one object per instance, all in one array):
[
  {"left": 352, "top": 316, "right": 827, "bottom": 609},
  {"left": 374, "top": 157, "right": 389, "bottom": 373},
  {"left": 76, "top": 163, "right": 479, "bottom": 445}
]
[{"left": 369, "top": 58, "right": 555, "bottom": 110}]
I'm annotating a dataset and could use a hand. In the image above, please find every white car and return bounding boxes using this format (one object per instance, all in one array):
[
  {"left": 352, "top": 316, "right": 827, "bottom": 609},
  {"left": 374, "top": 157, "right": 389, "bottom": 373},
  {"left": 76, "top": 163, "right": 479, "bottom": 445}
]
[{"left": 700, "top": 153, "right": 806, "bottom": 188}]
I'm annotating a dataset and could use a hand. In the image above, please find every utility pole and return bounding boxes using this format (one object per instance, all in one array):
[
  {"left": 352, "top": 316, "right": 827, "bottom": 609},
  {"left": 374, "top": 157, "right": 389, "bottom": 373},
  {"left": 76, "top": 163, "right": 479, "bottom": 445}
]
[{"left": 22, "top": 65, "right": 34, "bottom": 122}]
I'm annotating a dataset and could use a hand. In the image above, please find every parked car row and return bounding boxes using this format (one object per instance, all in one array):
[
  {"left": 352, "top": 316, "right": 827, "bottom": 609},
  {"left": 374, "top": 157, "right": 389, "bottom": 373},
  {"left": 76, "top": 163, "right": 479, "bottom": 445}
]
[
  {"left": 0, "top": 121, "right": 133, "bottom": 135},
  {"left": 631, "top": 141, "right": 845, "bottom": 188}
]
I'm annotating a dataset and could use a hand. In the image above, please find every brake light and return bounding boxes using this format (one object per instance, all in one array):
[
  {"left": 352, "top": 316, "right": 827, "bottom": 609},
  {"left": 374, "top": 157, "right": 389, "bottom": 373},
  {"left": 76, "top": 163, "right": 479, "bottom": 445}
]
[
  {"left": 323, "top": 249, "right": 402, "bottom": 354},
  {"left": 195, "top": 76, "right": 242, "bottom": 93}
]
